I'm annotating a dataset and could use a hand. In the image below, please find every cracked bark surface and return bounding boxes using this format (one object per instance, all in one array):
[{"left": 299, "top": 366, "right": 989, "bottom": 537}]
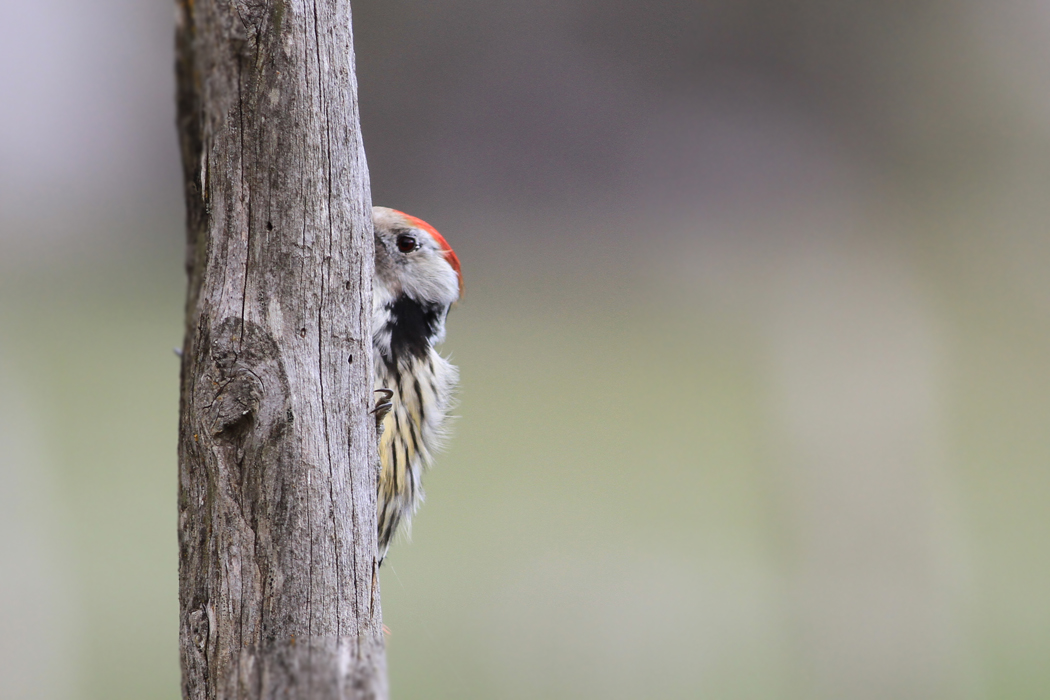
[{"left": 175, "top": 1, "right": 385, "bottom": 697}]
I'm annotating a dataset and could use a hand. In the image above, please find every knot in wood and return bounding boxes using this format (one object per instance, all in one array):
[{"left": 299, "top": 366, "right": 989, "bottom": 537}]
[
  {"left": 208, "top": 369, "right": 262, "bottom": 437},
  {"left": 199, "top": 318, "right": 284, "bottom": 442},
  {"left": 188, "top": 608, "right": 209, "bottom": 653}
]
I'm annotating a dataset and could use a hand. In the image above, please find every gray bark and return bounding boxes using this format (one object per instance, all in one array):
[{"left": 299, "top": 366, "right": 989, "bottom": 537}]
[{"left": 174, "top": 1, "right": 386, "bottom": 698}]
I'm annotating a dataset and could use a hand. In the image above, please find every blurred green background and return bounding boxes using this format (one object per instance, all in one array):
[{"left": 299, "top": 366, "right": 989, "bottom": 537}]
[{"left": 3, "top": 1, "right": 1050, "bottom": 698}]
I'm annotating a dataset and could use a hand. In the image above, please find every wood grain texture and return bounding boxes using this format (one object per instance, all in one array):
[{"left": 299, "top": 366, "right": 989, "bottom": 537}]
[{"left": 175, "top": 0, "right": 386, "bottom": 697}]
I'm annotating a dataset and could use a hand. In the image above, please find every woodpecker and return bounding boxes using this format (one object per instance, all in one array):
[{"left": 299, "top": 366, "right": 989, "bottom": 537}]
[{"left": 372, "top": 206, "right": 461, "bottom": 562}]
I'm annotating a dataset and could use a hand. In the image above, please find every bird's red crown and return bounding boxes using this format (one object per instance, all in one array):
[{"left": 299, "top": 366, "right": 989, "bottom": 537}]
[{"left": 394, "top": 210, "right": 462, "bottom": 295}]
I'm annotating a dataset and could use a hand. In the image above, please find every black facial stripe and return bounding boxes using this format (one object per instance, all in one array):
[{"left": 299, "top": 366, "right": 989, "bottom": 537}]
[{"left": 383, "top": 295, "right": 443, "bottom": 369}]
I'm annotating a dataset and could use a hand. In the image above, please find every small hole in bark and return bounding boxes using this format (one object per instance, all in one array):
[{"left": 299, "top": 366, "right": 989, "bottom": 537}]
[
  {"left": 344, "top": 281, "right": 351, "bottom": 290},
  {"left": 266, "top": 221, "right": 273, "bottom": 230},
  {"left": 348, "top": 354, "right": 353, "bottom": 364},
  {"left": 298, "top": 328, "right": 307, "bottom": 338}
]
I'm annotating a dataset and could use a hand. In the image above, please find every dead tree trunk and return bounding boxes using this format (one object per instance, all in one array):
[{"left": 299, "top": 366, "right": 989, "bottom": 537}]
[{"left": 174, "top": 0, "right": 385, "bottom": 697}]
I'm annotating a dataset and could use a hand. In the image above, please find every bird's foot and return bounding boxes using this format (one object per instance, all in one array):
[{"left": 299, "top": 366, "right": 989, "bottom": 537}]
[{"left": 372, "top": 389, "right": 393, "bottom": 432}]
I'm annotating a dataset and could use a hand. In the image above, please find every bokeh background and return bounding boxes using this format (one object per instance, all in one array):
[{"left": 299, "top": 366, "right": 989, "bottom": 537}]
[{"left": 2, "top": 1, "right": 1050, "bottom": 698}]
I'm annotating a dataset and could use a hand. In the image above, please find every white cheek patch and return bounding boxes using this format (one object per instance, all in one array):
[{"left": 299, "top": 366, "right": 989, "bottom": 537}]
[
  {"left": 373, "top": 277, "right": 396, "bottom": 310},
  {"left": 400, "top": 256, "right": 460, "bottom": 306}
]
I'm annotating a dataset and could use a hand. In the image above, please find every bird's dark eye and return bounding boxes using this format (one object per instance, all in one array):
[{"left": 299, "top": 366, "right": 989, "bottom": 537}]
[{"left": 396, "top": 234, "right": 418, "bottom": 253}]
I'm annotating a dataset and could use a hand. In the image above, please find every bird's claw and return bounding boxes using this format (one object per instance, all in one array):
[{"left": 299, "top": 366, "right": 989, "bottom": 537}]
[{"left": 372, "top": 389, "right": 393, "bottom": 430}]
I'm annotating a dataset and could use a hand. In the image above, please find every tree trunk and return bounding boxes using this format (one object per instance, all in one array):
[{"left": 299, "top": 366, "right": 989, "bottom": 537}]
[{"left": 174, "top": 0, "right": 386, "bottom": 697}]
